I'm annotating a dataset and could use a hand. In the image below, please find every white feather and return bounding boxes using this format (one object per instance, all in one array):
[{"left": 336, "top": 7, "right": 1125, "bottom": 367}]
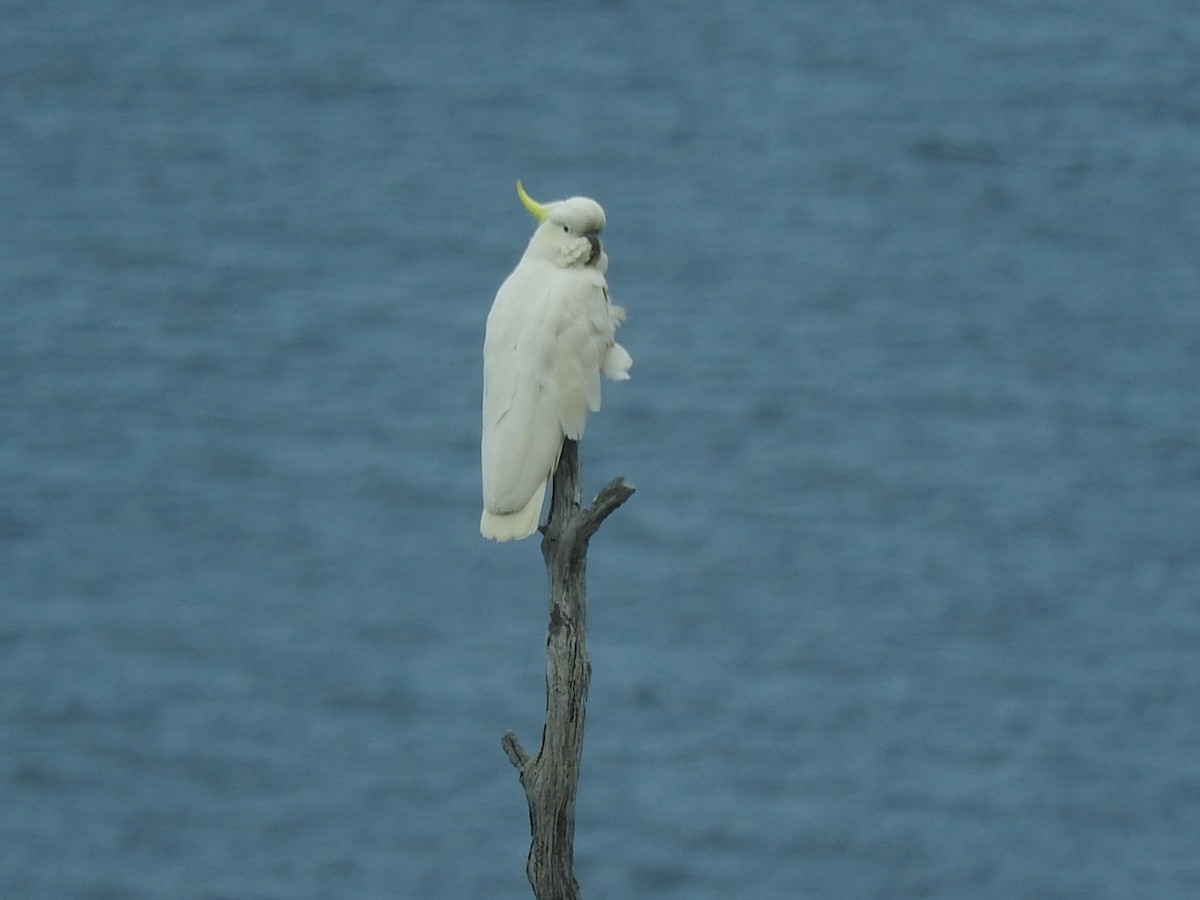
[{"left": 481, "top": 195, "right": 630, "bottom": 541}]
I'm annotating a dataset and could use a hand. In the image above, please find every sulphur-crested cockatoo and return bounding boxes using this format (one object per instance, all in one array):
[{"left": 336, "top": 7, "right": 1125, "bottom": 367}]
[{"left": 481, "top": 181, "right": 632, "bottom": 541}]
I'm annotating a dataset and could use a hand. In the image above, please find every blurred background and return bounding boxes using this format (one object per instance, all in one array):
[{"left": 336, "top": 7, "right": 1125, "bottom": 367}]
[{"left": 2, "top": 1, "right": 1198, "bottom": 897}]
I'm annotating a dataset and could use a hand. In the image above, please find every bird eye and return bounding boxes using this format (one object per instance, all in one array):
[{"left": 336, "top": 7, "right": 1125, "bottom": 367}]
[{"left": 562, "top": 225, "right": 570, "bottom": 233}]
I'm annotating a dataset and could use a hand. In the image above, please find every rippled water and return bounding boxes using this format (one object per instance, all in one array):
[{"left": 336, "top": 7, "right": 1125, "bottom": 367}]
[{"left": 3, "top": 2, "right": 1199, "bottom": 897}]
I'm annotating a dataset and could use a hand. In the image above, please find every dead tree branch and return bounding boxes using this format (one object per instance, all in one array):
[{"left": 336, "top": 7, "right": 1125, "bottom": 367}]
[{"left": 501, "top": 439, "right": 634, "bottom": 900}]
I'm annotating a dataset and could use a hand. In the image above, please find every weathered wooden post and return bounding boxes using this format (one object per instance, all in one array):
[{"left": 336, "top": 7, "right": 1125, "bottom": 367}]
[{"left": 501, "top": 439, "right": 634, "bottom": 899}]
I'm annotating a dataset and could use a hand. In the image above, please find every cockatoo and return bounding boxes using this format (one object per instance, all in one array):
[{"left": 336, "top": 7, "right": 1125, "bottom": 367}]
[{"left": 480, "top": 181, "right": 632, "bottom": 541}]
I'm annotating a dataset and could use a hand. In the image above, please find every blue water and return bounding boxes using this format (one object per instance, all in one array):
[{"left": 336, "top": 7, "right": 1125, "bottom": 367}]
[{"left": 3, "top": 2, "right": 1199, "bottom": 897}]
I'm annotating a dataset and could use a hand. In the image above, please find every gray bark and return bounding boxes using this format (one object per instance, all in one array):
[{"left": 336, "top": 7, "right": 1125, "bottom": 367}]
[{"left": 502, "top": 439, "right": 635, "bottom": 900}]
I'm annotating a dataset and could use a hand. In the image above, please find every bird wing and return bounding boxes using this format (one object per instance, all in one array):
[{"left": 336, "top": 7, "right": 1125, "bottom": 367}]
[{"left": 481, "top": 262, "right": 615, "bottom": 514}]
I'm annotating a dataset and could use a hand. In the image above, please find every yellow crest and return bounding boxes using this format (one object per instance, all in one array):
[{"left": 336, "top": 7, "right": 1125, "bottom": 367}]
[{"left": 515, "top": 180, "right": 549, "bottom": 222}]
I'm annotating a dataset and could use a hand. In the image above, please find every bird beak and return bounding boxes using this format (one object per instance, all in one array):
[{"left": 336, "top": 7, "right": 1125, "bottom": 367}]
[{"left": 516, "top": 180, "right": 550, "bottom": 222}]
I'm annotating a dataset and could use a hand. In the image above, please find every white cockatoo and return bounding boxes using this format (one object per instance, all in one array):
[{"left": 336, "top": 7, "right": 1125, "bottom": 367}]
[{"left": 480, "top": 181, "right": 632, "bottom": 541}]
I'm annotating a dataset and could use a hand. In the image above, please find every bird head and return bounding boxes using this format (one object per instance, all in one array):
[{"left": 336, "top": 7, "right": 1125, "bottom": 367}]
[{"left": 516, "top": 180, "right": 606, "bottom": 270}]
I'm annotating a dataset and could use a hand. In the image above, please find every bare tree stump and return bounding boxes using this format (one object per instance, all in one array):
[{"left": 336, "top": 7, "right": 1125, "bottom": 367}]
[{"left": 501, "top": 439, "right": 634, "bottom": 900}]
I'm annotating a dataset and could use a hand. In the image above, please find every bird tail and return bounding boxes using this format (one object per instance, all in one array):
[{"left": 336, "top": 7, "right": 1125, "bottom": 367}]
[{"left": 480, "top": 479, "right": 547, "bottom": 541}]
